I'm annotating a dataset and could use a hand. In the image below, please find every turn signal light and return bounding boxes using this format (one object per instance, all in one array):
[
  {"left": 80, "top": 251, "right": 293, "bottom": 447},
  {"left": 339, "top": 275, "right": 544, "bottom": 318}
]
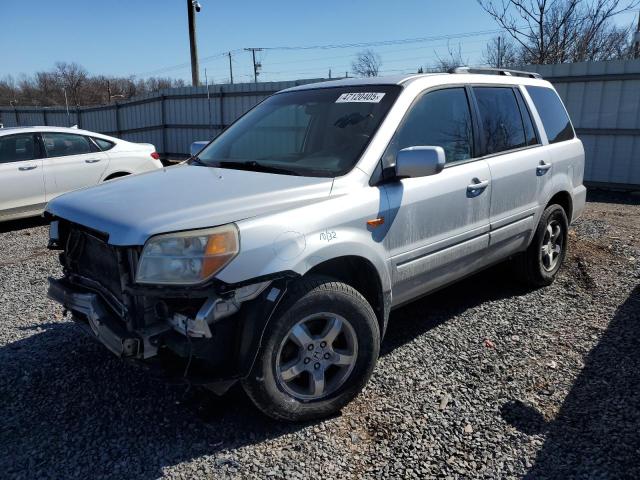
[
  {"left": 201, "top": 228, "right": 240, "bottom": 279},
  {"left": 366, "top": 217, "right": 385, "bottom": 228}
]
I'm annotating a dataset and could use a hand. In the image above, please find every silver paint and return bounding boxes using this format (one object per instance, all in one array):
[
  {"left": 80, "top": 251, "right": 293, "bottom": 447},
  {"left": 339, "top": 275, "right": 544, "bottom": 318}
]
[{"left": 46, "top": 73, "right": 586, "bottom": 309}]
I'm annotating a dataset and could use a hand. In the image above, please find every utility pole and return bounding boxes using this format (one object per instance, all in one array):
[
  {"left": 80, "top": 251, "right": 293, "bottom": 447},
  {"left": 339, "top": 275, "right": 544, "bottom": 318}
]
[
  {"left": 205, "top": 68, "right": 213, "bottom": 131},
  {"left": 497, "top": 36, "right": 502, "bottom": 68},
  {"left": 634, "top": 12, "right": 640, "bottom": 59},
  {"left": 227, "top": 52, "right": 234, "bottom": 84},
  {"left": 187, "top": 0, "right": 200, "bottom": 86},
  {"left": 10, "top": 100, "right": 19, "bottom": 127},
  {"left": 244, "top": 48, "right": 263, "bottom": 83},
  {"left": 63, "top": 89, "right": 70, "bottom": 127}
]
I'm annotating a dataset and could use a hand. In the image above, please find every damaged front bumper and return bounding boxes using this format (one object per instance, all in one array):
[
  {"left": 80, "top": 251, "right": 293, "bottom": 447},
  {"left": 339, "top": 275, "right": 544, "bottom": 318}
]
[
  {"left": 47, "top": 274, "right": 291, "bottom": 385},
  {"left": 49, "top": 277, "right": 144, "bottom": 357}
]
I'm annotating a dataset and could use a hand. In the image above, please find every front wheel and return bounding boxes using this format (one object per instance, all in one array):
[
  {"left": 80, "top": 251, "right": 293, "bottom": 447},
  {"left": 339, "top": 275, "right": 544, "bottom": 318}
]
[
  {"left": 242, "top": 275, "right": 380, "bottom": 422},
  {"left": 514, "top": 204, "right": 568, "bottom": 287}
]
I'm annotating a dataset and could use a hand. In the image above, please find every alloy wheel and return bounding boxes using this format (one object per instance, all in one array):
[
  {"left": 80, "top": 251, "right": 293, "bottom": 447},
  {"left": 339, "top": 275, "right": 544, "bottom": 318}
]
[
  {"left": 275, "top": 313, "right": 358, "bottom": 401},
  {"left": 541, "top": 219, "right": 563, "bottom": 271}
]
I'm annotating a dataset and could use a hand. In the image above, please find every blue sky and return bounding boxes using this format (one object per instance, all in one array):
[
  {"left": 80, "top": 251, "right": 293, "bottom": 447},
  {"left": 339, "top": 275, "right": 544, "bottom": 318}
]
[{"left": 1, "top": 0, "right": 637, "bottom": 84}]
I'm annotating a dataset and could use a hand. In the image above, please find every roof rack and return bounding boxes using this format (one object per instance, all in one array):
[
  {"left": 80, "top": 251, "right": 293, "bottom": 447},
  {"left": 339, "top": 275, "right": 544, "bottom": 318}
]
[{"left": 448, "top": 66, "right": 542, "bottom": 79}]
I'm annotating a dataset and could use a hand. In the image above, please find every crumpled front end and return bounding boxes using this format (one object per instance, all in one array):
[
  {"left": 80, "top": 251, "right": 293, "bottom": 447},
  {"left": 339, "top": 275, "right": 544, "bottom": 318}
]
[{"left": 47, "top": 218, "right": 291, "bottom": 387}]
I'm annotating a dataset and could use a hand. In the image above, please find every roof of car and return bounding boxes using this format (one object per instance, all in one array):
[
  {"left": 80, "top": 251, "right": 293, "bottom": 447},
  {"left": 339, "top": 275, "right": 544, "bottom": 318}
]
[
  {"left": 280, "top": 74, "right": 444, "bottom": 92},
  {"left": 280, "top": 70, "right": 548, "bottom": 93},
  {"left": 0, "top": 125, "right": 116, "bottom": 139}
]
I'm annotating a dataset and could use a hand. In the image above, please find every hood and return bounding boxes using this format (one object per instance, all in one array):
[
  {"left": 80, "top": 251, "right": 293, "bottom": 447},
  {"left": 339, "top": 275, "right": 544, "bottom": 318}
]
[{"left": 47, "top": 164, "right": 334, "bottom": 245}]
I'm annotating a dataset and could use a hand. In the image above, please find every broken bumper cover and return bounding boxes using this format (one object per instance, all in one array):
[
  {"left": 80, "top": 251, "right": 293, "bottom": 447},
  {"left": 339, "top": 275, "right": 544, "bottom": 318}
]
[
  {"left": 48, "top": 271, "right": 293, "bottom": 386},
  {"left": 48, "top": 277, "right": 146, "bottom": 358}
]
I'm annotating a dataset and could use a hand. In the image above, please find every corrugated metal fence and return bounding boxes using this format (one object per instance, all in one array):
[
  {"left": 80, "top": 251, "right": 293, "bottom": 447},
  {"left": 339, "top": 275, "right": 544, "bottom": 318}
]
[
  {"left": 1, "top": 59, "right": 639, "bottom": 187},
  {"left": 523, "top": 60, "right": 640, "bottom": 188},
  {"left": 0, "top": 79, "right": 322, "bottom": 159}
]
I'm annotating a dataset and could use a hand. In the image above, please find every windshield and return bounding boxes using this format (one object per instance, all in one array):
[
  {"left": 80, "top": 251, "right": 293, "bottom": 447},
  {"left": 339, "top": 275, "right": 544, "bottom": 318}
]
[{"left": 195, "top": 85, "right": 401, "bottom": 177}]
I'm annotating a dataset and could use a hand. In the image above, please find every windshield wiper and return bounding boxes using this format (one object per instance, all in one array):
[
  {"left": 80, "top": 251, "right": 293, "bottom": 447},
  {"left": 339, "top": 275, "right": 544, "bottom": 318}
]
[
  {"left": 215, "top": 160, "right": 300, "bottom": 176},
  {"left": 188, "top": 155, "right": 207, "bottom": 166}
]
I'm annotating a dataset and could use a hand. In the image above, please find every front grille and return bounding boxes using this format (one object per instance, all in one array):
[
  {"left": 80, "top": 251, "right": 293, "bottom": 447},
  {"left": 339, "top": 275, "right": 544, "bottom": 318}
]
[{"left": 64, "top": 227, "right": 124, "bottom": 300}]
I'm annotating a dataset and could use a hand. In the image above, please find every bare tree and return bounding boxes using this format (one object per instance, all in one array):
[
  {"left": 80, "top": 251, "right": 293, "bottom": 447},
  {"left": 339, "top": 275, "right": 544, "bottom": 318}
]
[
  {"left": 0, "top": 76, "right": 19, "bottom": 107},
  {"left": 477, "top": 0, "right": 638, "bottom": 64},
  {"left": 484, "top": 36, "right": 520, "bottom": 67},
  {"left": 55, "top": 62, "right": 88, "bottom": 106},
  {"left": 0, "top": 63, "right": 187, "bottom": 107},
  {"left": 35, "top": 71, "right": 64, "bottom": 105},
  {"left": 351, "top": 49, "right": 382, "bottom": 77},
  {"left": 431, "top": 43, "right": 468, "bottom": 72}
]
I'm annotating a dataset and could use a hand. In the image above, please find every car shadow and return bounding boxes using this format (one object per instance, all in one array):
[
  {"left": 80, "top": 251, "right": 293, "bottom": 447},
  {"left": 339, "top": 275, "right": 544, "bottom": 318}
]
[
  {"left": 0, "top": 261, "right": 531, "bottom": 479},
  {"left": 585, "top": 189, "right": 640, "bottom": 206},
  {"left": 0, "top": 215, "right": 48, "bottom": 234},
  {"left": 381, "top": 262, "right": 530, "bottom": 356},
  {"left": 0, "top": 320, "right": 322, "bottom": 479},
  {"left": 500, "top": 285, "right": 640, "bottom": 479}
]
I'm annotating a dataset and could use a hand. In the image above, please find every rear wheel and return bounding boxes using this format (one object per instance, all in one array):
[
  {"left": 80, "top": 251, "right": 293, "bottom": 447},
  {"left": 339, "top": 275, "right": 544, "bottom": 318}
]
[
  {"left": 514, "top": 204, "right": 568, "bottom": 287},
  {"left": 242, "top": 275, "right": 379, "bottom": 422}
]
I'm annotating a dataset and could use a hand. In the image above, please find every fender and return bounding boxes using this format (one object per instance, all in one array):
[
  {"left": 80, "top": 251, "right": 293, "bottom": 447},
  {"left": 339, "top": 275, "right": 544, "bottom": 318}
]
[{"left": 217, "top": 184, "right": 393, "bottom": 295}]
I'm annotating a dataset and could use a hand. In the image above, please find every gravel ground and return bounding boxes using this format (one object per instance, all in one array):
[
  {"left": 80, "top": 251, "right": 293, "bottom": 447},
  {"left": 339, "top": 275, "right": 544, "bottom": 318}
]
[{"left": 1, "top": 192, "right": 639, "bottom": 479}]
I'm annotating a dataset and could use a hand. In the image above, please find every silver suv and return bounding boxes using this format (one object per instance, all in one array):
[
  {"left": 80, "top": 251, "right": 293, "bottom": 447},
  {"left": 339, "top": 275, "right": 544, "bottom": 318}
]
[{"left": 46, "top": 68, "right": 586, "bottom": 422}]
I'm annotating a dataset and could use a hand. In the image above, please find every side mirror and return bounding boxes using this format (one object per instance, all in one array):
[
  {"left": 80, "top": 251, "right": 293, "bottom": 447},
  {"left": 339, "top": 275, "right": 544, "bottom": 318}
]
[
  {"left": 395, "top": 146, "right": 446, "bottom": 179},
  {"left": 190, "top": 141, "right": 209, "bottom": 157}
]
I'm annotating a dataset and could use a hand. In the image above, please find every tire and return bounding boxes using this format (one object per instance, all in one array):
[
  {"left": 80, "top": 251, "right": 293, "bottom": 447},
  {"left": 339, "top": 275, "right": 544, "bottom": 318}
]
[
  {"left": 514, "top": 204, "right": 569, "bottom": 287},
  {"left": 241, "top": 275, "right": 380, "bottom": 422},
  {"left": 104, "top": 172, "right": 130, "bottom": 182}
]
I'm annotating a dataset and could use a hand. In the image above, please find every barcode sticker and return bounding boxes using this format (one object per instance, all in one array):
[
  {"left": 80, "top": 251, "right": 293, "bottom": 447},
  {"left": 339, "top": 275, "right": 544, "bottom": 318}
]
[{"left": 336, "top": 92, "right": 385, "bottom": 103}]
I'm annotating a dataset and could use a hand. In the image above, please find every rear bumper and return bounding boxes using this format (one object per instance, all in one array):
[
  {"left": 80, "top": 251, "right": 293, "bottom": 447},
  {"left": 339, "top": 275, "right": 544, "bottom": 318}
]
[{"left": 572, "top": 185, "right": 587, "bottom": 223}]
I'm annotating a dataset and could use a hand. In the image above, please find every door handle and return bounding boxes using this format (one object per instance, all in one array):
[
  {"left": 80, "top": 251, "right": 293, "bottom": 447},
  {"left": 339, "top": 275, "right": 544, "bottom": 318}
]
[
  {"left": 536, "top": 161, "right": 552, "bottom": 175},
  {"left": 467, "top": 178, "right": 490, "bottom": 194},
  {"left": 85, "top": 159, "right": 101, "bottom": 164},
  {"left": 18, "top": 165, "right": 37, "bottom": 171}
]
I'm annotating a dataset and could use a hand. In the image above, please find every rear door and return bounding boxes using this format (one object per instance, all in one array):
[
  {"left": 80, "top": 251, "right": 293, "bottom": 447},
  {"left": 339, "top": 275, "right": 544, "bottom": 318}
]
[
  {"left": 41, "top": 132, "right": 108, "bottom": 200},
  {"left": 524, "top": 84, "right": 580, "bottom": 202},
  {"left": 0, "top": 133, "right": 45, "bottom": 218},
  {"left": 471, "top": 86, "right": 544, "bottom": 252},
  {"left": 382, "top": 87, "right": 492, "bottom": 306}
]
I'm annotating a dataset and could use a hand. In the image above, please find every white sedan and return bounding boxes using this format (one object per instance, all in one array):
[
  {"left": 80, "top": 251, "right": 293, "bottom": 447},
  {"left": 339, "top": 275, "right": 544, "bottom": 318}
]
[{"left": 0, "top": 126, "right": 163, "bottom": 221}]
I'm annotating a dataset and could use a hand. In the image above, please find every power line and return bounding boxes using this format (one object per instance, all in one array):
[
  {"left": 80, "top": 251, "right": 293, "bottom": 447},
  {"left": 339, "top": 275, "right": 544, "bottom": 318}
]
[
  {"left": 263, "top": 37, "right": 493, "bottom": 67},
  {"left": 259, "top": 48, "right": 485, "bottom": 79},
  {"left": 258, "top": 28, "right": 506, "bottom": 51},
  {"left": 128, "top": 8, "right": 634, "bottom": 81},
  {"left": 136, "top": 48, "right": 243, "bottom": 77},
  {"left": 135, "top": 29, "right": 504, "bottom": 78}
]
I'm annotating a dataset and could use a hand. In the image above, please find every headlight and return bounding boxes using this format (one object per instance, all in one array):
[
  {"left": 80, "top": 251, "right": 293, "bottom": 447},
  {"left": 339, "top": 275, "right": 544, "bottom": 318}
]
[{"left": 136, "top": 224, "right": 239, "bottom": 285}]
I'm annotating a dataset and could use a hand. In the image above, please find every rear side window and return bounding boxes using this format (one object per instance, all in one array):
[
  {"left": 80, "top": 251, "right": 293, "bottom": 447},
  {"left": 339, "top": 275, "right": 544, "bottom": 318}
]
[
  {"left": 93, "top": 137, "right": 116, "bottom": 151},
  {"left": 514, "top": 89, "right": 538, "bottom": 146},
  {"left": 0, "top": 133, "right": 38, "bottom": 163},
  {"left": 525, "top": 86, "right": 574, "bottom": 144},
  {"left": 42, "top": 133, "right": 92, "bottom": 158},
  {"left": 385, "top": 88, "right": 473, "bottom": 164},
  {"left": 473, "top": 87, "right": 526, "bottom": 155}
]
